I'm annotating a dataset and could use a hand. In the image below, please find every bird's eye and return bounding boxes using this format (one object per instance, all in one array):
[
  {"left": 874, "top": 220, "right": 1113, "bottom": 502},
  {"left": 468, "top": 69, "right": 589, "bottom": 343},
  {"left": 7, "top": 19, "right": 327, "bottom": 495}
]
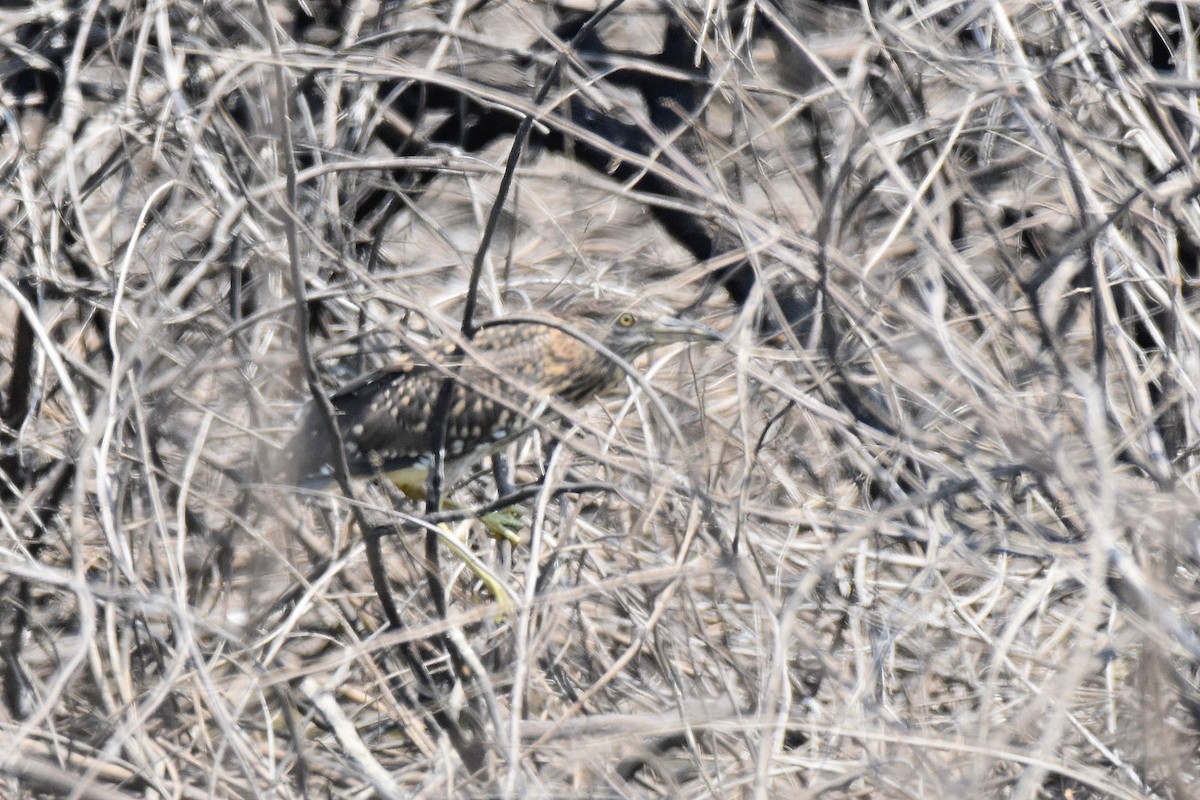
[{"left": 617, "top": 312, "right": 636, "bottom": 328}]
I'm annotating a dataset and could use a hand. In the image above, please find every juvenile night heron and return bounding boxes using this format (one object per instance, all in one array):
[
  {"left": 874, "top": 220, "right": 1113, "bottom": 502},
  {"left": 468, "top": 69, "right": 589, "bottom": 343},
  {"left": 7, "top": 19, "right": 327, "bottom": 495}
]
[{"left": 277, "top": 299, "right": 719, "bottom": 499}]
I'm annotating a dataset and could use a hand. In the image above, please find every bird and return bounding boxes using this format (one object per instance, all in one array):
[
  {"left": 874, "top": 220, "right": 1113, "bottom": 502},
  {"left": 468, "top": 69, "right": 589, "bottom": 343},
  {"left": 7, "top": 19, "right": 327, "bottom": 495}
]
[{"left": 275, "top": 298, "right": 720, "bottom": 498}]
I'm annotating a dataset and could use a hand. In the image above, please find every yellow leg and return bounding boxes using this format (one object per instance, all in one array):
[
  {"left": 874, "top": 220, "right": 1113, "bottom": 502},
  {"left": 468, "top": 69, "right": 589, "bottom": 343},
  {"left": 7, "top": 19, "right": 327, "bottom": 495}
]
[
  {"left": 385, "top": 467, "right": 524, "bottom": 542},
  {"left": 384, "top": 468, "right": 518, "bottom": 606},
  {"left": 475, "top": 506, "right": 524, "bottom": 543},
  {"left": 432, "top": 523, "right": 513, "bottom": 610}
]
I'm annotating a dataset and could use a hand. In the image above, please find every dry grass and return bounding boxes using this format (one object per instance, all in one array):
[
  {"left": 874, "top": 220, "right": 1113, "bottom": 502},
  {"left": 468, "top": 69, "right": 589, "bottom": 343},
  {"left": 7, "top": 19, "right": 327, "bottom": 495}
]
[{"left": 1, "top": 0, "right": 1199, "bottom": 797}]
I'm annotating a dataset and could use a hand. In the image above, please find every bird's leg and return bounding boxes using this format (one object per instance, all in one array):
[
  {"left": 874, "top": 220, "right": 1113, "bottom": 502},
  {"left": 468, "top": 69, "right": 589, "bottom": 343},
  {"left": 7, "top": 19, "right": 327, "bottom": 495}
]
[
  {"left": 480, "top": 453, "right": 524, "bottom": 541},
  {"left": 487, "top": 453, "right": 520, "bottom": 595},
  {"left": 382, "top": 470, "right": 515, "bottom": 607},
  {"left": 491, "top": 453, "right": 515, "bottom": 496},
  {"left": 384, "top": 466, "right": 521, "bottom": 541},
  {"left": 476, "top": 505, "right": 524, "bottom": 543},
  {"left": 430, "top": 524, "right": 514, "bottom": 611}
]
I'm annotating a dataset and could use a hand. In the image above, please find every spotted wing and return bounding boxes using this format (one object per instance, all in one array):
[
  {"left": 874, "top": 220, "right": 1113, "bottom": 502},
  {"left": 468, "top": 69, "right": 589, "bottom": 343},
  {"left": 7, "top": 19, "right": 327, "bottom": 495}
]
[{"left": 276, "top": 325, "right": 566, "bottom": 487}]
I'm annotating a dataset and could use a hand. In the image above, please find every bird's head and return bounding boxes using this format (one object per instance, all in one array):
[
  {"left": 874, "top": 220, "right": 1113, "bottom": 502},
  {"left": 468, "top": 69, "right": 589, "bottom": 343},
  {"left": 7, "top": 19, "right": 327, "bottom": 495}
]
[{"left": 557, "top": 298, "right": 722, "bottom": 359}]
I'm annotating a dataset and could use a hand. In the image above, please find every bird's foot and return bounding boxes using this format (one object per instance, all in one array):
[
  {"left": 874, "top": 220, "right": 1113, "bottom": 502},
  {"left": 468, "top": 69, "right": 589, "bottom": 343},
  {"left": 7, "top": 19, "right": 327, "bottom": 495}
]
[
  {"left": 480, "top": 507, "right": 523, "bottom": 544},
  {"left": 435, "top": 523, "right": 514, "bottom": 611}
]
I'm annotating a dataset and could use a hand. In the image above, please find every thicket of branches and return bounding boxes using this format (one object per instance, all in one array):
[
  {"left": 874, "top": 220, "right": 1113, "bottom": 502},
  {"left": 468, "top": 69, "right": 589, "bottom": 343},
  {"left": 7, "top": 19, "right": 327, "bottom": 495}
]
[{"left": 2, "top": 0, "right": 1199, "bottom": 797}]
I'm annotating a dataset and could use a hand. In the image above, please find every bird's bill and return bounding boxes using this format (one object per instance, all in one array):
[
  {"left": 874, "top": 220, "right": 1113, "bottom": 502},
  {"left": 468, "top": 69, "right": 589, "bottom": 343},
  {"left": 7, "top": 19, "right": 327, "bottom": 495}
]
[{"left": 650, "top": 315, "right": 723, "bottom": 344}]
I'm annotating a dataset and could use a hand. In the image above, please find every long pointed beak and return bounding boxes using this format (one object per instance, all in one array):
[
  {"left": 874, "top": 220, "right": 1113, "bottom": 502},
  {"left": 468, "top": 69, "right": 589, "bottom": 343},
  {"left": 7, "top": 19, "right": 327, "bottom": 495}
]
[{"left": 650, "top": 315, "right": 724, "bottom": 345}]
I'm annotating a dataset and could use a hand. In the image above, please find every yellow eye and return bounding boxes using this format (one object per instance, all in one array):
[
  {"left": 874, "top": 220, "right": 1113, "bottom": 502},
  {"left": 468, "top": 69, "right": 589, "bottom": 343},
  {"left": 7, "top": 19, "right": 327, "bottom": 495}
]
[{"left": 617, "top": 312, "right": 636, "bottom": 328}]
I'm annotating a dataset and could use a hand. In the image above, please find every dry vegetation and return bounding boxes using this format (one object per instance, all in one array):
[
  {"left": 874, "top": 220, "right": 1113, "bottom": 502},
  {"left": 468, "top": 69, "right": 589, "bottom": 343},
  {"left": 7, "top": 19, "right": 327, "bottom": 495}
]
[{"left": 2, "top": 0, "right": 1200, "bottom": 797}]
